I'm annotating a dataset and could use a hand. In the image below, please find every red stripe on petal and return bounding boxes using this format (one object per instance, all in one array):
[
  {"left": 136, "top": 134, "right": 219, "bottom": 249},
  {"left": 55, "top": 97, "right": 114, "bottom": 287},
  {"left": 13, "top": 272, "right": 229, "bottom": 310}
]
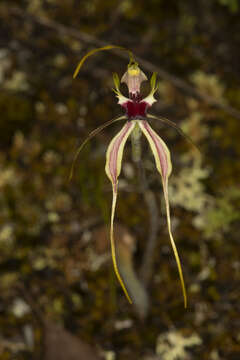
[
  {"left": 108, "top": 122, "right": 132, "bottom": 187},
  {"left": 141, "top": 120, "right": 168, "bottom": 180},
  {"left": 105, "top": 121, "right": 136, "bottom": 192},
  {"left": 138, "top": 120, "right": 187, "bottom": 307},
  {"left": 105, "top": 121, "right": 136, "bottom": 303}
]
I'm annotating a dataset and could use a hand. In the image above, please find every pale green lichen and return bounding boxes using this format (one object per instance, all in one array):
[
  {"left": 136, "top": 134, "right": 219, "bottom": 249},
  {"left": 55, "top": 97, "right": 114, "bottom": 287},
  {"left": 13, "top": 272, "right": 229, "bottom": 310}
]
[
  {"left": 10, "top": 298, "right": 30, "bottom": 318},
  {"left": 0, "top": 166, "right": 19, "bottom": 188},
  {"left": 191, "top": 71, "right": 225, "bottom": 100},
  {"left": 102, "top": 350, "right": 116, "bottom": 360},
  {"left": 194, "top": 187, "right": 240, "bottom": 239},
  {"left": 169, "top": 154, "right": 212, "bottom": 213},
  {"left": 5, "top": 71, "right": 29, "bottom": 92},
  {"left": 156, "top": 330, "right": 202, "bottom": 360},
  {"left": 181, "top": 112, "right": 208, "bottom": 143},
  {"left": 0, "top": 224, "right": 15, "bottom": 246}
]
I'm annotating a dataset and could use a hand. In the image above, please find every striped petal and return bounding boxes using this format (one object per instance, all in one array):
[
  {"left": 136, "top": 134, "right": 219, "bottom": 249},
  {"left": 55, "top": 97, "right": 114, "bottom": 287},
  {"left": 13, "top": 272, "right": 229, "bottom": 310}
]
[
  {"left": 138, "top": 120, "right": 187, "bottom": 308},
  {"left": 105, "top": 121, "right": 136, "bottom": 303},
  {"left": 69, "top": 116, "right": 126, "bottom": 181},
  {"left": 147, "top": 114, "right": 201, "bottom": 154}
]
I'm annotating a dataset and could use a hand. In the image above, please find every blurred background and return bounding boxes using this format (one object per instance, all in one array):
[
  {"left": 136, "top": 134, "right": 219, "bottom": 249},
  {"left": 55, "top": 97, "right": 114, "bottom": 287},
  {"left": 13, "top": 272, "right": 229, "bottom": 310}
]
[{"left": 0, "top": 1, "right": 240, "bottom": 359}]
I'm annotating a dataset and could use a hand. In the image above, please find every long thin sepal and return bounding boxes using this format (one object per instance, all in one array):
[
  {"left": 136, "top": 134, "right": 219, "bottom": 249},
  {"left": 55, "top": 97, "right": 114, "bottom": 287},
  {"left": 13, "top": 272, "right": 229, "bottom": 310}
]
[
  {"left": 105, "top": 121, "right": 136, "bottom": 303},
  {"left": 69, "top": 116, "right": 126, "bottom": 181},
  {"left": 110, "top": 191, "right": 131, "bottom": 303},
  {"left": 73, "top": 45, "right": 134, "bottom": 78},
  {"left": 138, "top": 120, "right": 187, "bottom": 308},
  {"left": 163, "top": 184, "right": 187, "bottom": 308},
  {"left": 147, "top": 114, "right": 201, "bottom": 155}
]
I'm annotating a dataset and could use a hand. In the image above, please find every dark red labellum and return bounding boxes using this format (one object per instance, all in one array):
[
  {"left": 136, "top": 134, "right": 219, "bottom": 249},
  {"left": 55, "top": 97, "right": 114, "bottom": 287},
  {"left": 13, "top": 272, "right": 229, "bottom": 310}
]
[{"left": 123, "top": 100, "right": 148, "bottom": 119}]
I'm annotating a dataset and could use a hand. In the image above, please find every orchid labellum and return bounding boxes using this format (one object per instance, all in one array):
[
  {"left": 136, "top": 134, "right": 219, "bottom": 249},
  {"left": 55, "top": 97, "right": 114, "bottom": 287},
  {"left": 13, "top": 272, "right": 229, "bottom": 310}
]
[{"left": 71, "top": 47, "right": 198, "bottom": 308}]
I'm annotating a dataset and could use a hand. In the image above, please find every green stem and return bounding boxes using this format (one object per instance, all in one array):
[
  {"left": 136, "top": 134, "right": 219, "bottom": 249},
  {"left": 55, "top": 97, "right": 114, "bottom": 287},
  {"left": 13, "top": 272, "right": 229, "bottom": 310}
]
[{"left": 131, "top": 122, "right": 142, "bottom": 164}]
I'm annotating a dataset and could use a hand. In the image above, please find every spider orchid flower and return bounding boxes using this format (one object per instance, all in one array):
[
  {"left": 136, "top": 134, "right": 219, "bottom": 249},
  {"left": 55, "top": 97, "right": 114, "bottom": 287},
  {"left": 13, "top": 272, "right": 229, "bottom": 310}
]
[
  {"left": 71, "top": 53, "right": 197, "bottom": 308},
  {"left": 105, "top": 63, "right": 187, "bottom": 307}
]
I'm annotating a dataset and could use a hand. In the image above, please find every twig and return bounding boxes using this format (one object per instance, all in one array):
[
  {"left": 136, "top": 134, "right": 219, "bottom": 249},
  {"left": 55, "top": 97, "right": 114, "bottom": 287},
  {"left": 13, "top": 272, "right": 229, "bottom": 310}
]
[{"left": 8, "top": 5, "right": 240, "bottom": 120}]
